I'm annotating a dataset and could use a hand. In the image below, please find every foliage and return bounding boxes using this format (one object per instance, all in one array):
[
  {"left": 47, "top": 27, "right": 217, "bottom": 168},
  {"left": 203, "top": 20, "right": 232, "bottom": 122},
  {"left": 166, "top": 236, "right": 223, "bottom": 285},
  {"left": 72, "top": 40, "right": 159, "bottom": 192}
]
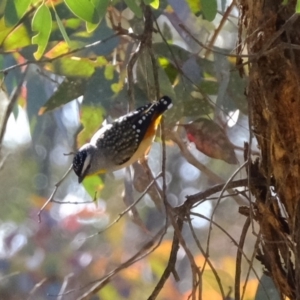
[{"left": 0, "top": 0, "right": 270, "bottom": 299}]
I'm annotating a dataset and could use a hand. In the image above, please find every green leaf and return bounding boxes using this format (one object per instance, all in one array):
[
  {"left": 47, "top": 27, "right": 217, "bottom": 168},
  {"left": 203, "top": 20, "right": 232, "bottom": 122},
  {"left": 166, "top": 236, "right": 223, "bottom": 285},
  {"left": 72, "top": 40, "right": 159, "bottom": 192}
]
[
  {"left": 39, "top": 78, "right": 88, "bottom": 114},
  {"left": 77, "top": 106, "right": 104, "bottom": 146},
  {"left": 104, "top": 64, "right": 114, "bottom": 80},
  {"left": 31, "top": 4, "right": 52, "bottom": 60},
  {"left": 86, "top": 0, "right": 110, "bottom": 32},
  {"left": 83, "top": 68, "right": 117, "bottom": 108},
  {"left": 296, "top": 0, "right": 300, "bottom": 13},
  {"left": 124, "top": 0, "right": 143, "bottom": 18},
  {"left": 187, "top": 0, "right": 201, "bottom": 14},
  {"left": 150, "top": 0, "right": 159, "bottom": 9},
  {"left": 64, "top": 0, "right": 99, "bottom": 24},
  {"left": 4, "top": 0, "right": 32, "bottom": 27},
  {"left": 111, "top": 81, "right": 123, "bottom": 93},
  {"left": 47, "top": 57, "right": 97, "bottom": 77},
  {"left": 53, "top": 8, "right": 71, "bottom": 46},
  {"left": 2, "top": 22, "right": 31, "bottom": 51},
  {"left": 137, "top": 51, "right": 176, "bottom": 101},
  {"left": 82, "top": 171, "right": 104, "bottom": 198},
  {"left": 201, "top": 0, "right": 217, "bottom": 21}
]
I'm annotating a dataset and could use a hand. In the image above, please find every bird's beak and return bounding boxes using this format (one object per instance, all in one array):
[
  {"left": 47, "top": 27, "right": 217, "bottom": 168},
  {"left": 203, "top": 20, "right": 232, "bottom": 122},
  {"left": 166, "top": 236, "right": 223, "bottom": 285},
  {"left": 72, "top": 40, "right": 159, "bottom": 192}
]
[{"left": 78, "top": 175, "right": 85, "bottom": 183}]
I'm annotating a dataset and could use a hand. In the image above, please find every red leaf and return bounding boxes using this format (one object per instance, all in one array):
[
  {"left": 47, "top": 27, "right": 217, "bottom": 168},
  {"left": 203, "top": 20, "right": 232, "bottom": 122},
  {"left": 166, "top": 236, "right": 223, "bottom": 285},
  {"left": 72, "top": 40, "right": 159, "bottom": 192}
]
[{"left": 181, "top": 118, "right": 238, "bottom": 164}]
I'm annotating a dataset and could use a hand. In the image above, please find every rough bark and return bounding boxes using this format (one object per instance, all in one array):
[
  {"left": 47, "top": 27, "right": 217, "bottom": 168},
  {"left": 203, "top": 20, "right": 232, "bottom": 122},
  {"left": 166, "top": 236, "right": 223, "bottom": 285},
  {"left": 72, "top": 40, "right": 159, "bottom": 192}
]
[{"left": 240, "top": 0, "right": 300, "bottom": 298}]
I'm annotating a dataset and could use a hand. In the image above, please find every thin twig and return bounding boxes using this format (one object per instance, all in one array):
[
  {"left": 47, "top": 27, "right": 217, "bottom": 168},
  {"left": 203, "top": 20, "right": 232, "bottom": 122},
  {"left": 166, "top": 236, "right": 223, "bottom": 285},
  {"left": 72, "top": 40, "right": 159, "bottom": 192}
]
[
  {"left": 0, "top": 152, "right": 10, "bottom": 171},
  {"left": 38, "top": 165, "right": 73, "bottom": 222},
  {"left": 57, "top": 273, "right": 74, "bottom": 300},
  {"left": 235, "top": 217, "right": 250, "bottom": 300},
  {"left": 205, "top": 161, "right": 248, "bottom": 263},
  {"left": 190, "top": 212, "right": 263, "bottom": 284},
  {"left": 27, "top": 278, "right": 47, "bottom": 300},
  {"left": 204, "top": 0, "right": 236, "bottom": 58},
  {"left": 147, "top": 216, "right": 183, "bottom": 300},
  {"left": 0, "top": 67, "right": 28, "bottom": 145},
  {"left": 0, "top": 271, "right": 20, "bottom": 281},
  {"left": 187, "top": 215, "right": 226, "bottom": 299},
  {"left": 51, "top": 199, "right": 95, "bottom": 204},
  {"left": 82, "top": 174, "right": 161, "bottom": 240},
  {"left": 73, "top": 226, "right": 168, "bottom": 300}
]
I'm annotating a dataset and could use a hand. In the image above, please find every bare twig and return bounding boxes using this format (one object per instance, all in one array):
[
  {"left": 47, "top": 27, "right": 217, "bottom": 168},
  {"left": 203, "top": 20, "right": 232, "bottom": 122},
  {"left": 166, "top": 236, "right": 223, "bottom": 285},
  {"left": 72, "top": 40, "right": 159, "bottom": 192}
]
[
  {"left": 205, "top": 161, "right": 248, "bottom": 261},
  {"left": 0, "top": 271, "right": 20, "bottom": 281},
  {"left": 27, "top": 278, "right": 47, "bottom": 300},
  {"left": 83, "top": 173, "right": 161, "bottom": 240},
  {"left": 181, "top": 178, "right": 249, "bottom": 208},
  {"left": 0, "top": 67, "right": 28, "bottom": 146},
  {"left": 147, "top": 216, "right": 183, "bottom": 300},
  {"left": 51, "top": 199, "right": 95, "bottom": 204},
  {"left": 204, "top": 1, "right": 236, "bottom": 58},
  {"left": 190, "top": 212, "right": 262, "bottom": 283},
  {"left": 235, "top": 217, "right": 250, "bottom": 300},
  {"left": 38, "top": 165, "right": 73, "bottom": 222},
  {"left": 126, "top": 4, "right": 155, "bottom": 109},
  {"left": 74, "top": 225, "right": 168, "bottom": 300},
  {"left": 187, "top": 215, "right": 226, "bottom": 299},
  {"left": 0, "top": 152, "right": 10, "bottom": 171},
  {"left": 57, "top": 273, "right": 74, "bottom": 300}
]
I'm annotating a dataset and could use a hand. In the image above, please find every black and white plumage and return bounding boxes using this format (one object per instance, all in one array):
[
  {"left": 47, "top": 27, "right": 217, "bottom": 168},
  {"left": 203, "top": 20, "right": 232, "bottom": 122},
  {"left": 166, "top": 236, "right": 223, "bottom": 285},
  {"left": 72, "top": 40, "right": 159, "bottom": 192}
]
[{"left": 73, "top": 96, "right": 172, "bottom": 183}]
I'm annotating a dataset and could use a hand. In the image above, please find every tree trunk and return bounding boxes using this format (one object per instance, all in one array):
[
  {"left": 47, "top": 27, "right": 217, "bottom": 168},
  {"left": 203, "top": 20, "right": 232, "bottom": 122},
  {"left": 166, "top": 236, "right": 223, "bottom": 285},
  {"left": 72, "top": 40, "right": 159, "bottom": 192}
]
[{"left": 240, "top": 0, "right": 300, "bottom": 298}]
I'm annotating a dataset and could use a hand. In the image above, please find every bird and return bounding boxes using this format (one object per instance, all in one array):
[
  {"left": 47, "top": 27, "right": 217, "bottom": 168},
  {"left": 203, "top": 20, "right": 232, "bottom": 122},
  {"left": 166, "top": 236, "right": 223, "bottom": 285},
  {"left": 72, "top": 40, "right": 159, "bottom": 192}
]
[{"left": 72, "top": 96, "right": 173, "bottom": 183}]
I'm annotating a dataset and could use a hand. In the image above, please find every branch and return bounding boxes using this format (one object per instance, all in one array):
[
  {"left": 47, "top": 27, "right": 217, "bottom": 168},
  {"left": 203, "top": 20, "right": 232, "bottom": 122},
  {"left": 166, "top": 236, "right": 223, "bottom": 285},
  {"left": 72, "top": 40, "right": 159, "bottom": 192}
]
[
  {"left": 38, "top": 165, "right": 73, "bottom": 222},
  {"left": 235, "top": 217, "right": 250, "bottom": 300},
  {"left": 147, "top": 216, "right": 183, "bottom": 300},
  {"left": 75, "top": 226, "right": 167, "bottom": 300},
  {"left": 0, "top": 67, "right": 28, "bottom": 146},
  {"left": 0, "top": 34, "right": 118, "bottom": 74}
]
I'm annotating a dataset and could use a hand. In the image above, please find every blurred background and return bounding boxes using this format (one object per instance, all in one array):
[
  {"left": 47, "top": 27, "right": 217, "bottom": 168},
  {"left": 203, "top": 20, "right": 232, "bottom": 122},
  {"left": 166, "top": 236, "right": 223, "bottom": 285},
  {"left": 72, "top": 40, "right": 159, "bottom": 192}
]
[{"left": 0, "top": 0, "right": 267, "bottom": 299}]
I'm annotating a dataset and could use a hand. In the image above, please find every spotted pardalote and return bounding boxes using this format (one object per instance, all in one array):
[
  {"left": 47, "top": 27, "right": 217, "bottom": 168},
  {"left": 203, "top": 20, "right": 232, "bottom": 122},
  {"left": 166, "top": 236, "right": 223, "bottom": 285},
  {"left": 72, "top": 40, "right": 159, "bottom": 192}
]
[{"left": 72, "top": 96, "right": 172, "bottom": 183}]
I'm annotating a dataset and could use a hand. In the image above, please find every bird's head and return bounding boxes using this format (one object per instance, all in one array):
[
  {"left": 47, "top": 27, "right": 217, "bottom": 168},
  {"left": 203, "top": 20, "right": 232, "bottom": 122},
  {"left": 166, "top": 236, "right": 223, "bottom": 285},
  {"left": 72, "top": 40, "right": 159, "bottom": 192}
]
[{"left": 73, "top": 144, "right": 97, "bottom": 183}]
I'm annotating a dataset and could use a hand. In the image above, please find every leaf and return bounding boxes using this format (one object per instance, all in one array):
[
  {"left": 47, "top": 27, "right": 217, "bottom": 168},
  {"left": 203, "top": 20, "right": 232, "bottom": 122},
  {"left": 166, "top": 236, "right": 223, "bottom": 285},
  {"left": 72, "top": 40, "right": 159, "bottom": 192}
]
[
  {"left": 150, "top": 0, "right": 159, "bottom": 9},
  {"left": 0, "top": 86, "right": 10, "bottom": 139},
  {"left": 39, "top": 78, "right": 88, "bottom": 114},
  {"left": 136, "top": 50, "right": 177, "bottom": 102},
  {"left": 2, "top": 22, "right": 31, "bottom": 51},
  {"left": 53, "top": 7, "right": 71, "bottom": 46},
  {"left": 181, "top": 118, "right": 238, "bottom": 164},
  {"left": 82, "top": 174, "right": 104, "bottom": 199},
  {"left": 4, "top": 0, "right": 32, "bottom": 27},
  {"left": 143, "top": 0, "right": 159, "bottom": 9},
  {"left": 77, "top": 106, "right": 104, "bottom": 146},
  {"left": 86, "top": 0, "right": 110, "bottom": 32},
  {"left": 201, "top": 0, "right": 217, "bottom": 21},
  {"left": 83, "top": 67, "right": 117, "bottom": 108},
  {"left": 31, "top": 3, "right": 52, "bottom": 60},
  {"left": 44, "top": 40, "right": 82, "bottom": 58},
  {"left": 255, "top": 274, "right": 281, "bottom": 300},
  {"left": 104, "top": 64, "right": 114, "bottom": 80},
  {"left": 124, "top": 0, "right": 143, "bottom": 18},
  {"left": 297, "top": 0, "right": 300, "bottom": 13},
  {"left": 46, "top": 57, "right": 97, "bottom": 77},
  {"left": 64, "top": 0, "right": 99, "bottom": 24},
  {"left": 187, "top": 0, "right": 201, "bottom": 14},
  {"left": 111, "top": 81, "right": 123, "bottom": 93}
]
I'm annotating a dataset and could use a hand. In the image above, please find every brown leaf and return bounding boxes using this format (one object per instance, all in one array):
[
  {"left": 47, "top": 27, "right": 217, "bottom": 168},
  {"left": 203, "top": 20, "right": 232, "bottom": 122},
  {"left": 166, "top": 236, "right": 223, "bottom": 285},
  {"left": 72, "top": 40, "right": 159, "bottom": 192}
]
[{"left": 181, "top": 118, "right": 238, "bottom": 164}]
